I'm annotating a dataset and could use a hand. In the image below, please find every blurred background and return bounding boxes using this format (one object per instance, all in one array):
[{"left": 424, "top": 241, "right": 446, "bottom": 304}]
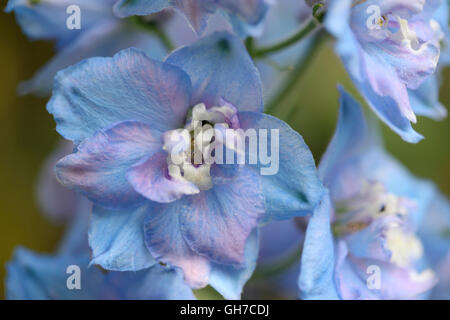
[{"left": 0, "top": 7, "right": 449, "bottom": 299}]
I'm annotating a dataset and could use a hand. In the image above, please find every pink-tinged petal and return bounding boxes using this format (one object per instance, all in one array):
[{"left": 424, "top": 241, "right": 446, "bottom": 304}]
[
  {"left": 127, "top": 151, "right": 199, "bottom": 204},
  {"left": 335, "top": 241, "right": 437, "bottom": 299},
  {"left": 36, "top": 140, "right": 77, "bottom": 222},
  {"left": 172, "top": 0, "right": 214, "bottom": 34},
  {"left": 56, "top": 121, "right": 162, "bottom": 208},
  {"left": 209, "top": 228, "right": 260, "bottom": 300},
  {"left": 143, "top": 200, "right": 211, "bottom": 289},
  {"left": 180, "top": 166, "right": 265, "bottom": 266}
]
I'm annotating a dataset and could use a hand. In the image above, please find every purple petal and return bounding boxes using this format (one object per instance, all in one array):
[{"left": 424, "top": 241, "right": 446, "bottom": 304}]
[
  {"left": 179, "top": 166, "right": 265, "bottom": 266},
  {"left": 127, "top": 151, "right": 199, "bottom": 203},
  {"left": 56, "top": 121, "right": 162, "bottom": 208}
]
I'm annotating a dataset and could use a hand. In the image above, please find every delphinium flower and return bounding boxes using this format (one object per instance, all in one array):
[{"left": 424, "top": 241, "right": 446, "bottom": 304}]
[
  {"left": 113, "top": 0, "right": 271, "bottom": 37},
  {"left": 315, "top": 0, "right": 446, "bottom": 142},
  {"left": 6, "top": 197, "right": 195, "bottom": 300},
  {"left": 298, "top": 87, "right": 448, "bottom": 299},
  {"left": 47, "top": 32, "right": 325, "bottom": 299},
  {"left": 5, "top": 0, "right": 170, "bottom": 95}
]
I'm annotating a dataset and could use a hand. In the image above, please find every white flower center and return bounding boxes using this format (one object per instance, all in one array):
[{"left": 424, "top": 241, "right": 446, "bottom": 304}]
[
  {"left": 335, "top": 180, "right": 410, "bottom": 225},
  {"left": 391, "top": 15, "right": 421, "bottom": 51},
  {"left": 334, "top": 180, "right": 433, "bottom": 275},
  {"left": 162, "top": 103, "right": 238, "bottom": 191}
]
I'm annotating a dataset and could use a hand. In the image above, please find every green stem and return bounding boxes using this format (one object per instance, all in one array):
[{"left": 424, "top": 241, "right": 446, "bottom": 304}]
[
  {"left": 128, "top": 16, "right": 175, "bottom": 52},
  {"left": 251, "top": 246, "right": 303, "bottom": 280},
  {"left": 264, "top": 30, "right": 328, "bottom": 116},
  {"left": 251, "top": 18, "right": 320, "bottom": 58}
]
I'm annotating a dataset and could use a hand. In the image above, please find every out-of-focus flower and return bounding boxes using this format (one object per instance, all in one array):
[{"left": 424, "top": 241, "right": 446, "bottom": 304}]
[
  {"left": 6, "top": 197, "right": 195, "bottom": 300},
  {"left": 322, "top": 0, "right": 444, "bottom": 143},
  {"left": 113, "top": 0, "right": 271, "bottom": 37},
  {"left": 5, "top": 0, "right": 168, "bottom": 95},
  {"left": 418, "top": 193, "right": 450, "bottom": 299},
  {"left": 47, "top": 32, "right": 325, "bottom": 299},
  {"left": 35, "top": 140, "right": 77, "bottom": 222},
  {"left": 298, "top": 87, "right": 448, "bottom": 299}
]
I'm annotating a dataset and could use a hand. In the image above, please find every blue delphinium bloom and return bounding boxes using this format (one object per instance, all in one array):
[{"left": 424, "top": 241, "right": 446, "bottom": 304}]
[
  {"left": 47, "top": 32, "right": 325, "bottom": 299},
  {"left": 113, "top": 0, "right": 271, "bottom": 37},
  {"left": 298, "top": 87, "right": 448, "bottom": 299},
  {"left": 5, "top": 0, "right": 167, "bottom": 95},
  {"left": 322, "top": 0, "right": 444, "bottom": 143},
  {"left": 6, "top": 197, "right": 195, "bottom": 300}
]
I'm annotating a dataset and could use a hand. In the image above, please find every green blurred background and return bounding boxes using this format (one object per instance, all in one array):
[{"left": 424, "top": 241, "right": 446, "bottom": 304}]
[{"left": 0, "top": 8, "right": 449, "bottom": 299}]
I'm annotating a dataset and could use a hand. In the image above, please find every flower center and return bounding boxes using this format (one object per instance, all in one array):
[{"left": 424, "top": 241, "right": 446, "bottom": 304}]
[
  {"left": 390, "top": 15, "right": 421, "bottom": 51},
  {"left": 333, "top": 180, "right": 434, "bottom": 276},
  {"left": 163, "top": 102, "right": 239, "bottom": 191},
  {"left": 334, "top": 180, "right": 411, "bottom": 229}
]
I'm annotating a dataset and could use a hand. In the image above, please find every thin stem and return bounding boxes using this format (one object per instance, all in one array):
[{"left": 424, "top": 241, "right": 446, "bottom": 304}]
[
  {"left": 264, "top": 30, "right": 328, "bottom": 116},
  {"left": 251, "top": 246, "right": 303, "bottom": 280},
  {"left": 128, "top": 16, "right": 175, "bottom": 52},
  {"left": 153, "top": 27, "right": 175, "bottom": 52},
  {"left": 251, "top": 18, "right": 320, "bottom": 58}
]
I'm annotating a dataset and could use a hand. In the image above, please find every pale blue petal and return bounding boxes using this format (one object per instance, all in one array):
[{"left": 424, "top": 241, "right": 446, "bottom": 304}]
[
  {"left": 89, "top": 203, "right": 156, "bottom": 271},
  {"left": 5, "top": 0, "right": 114, "bottom": 46},
  {"left": 180, "top": 166, "right": 264, "bottom": 266},
  {"left": 298, "top": 193, "right": 339, "bottom": 300},
  {"left": 166, "top": 32, "right": 263, "bottom": 112},
  {"left": 209, "top": 229, "right": 259, "bottom": 300},
  {"left": 335, "top": 242, "right": 437, "bottom": 299},
  {"left": 143, "top": 200, "right": 212, "bottom": 289},
  {"left": 409, "top": 75, "right": 447, "bottom": 120},
  {"left": 48, "top": 48, "right": 192, "bottom": 144},
  {"left": 418, "top": 193, "right": 450, "bottom": 299},
  {"left": 113, "top": 0, "right": 170, "bottom": 18},
  {"left": 113, "top": 0, "right": 269, "bottom": 36},
  {"left": 6, "top": 247, "right": 194, "bottom": 300},
  {"left": 319, "top": 86, "right": 380, "bottom": 191},
  {"left": 218, "top": 0, "right": 270, "bottom": 37},
  {"left": 239, "top": 111, "right": 325, "bottom": 221},
  {"left": 19, "top": 21, "right": 167, "bottom": 96},
  {"left": 56, "top": 121, "right": 162, "bottom": 208}
]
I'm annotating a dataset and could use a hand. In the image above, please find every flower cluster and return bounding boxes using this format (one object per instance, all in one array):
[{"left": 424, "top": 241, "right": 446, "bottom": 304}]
[{"left": 5, "top": 0, "right": 449, "bottom": 300}]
